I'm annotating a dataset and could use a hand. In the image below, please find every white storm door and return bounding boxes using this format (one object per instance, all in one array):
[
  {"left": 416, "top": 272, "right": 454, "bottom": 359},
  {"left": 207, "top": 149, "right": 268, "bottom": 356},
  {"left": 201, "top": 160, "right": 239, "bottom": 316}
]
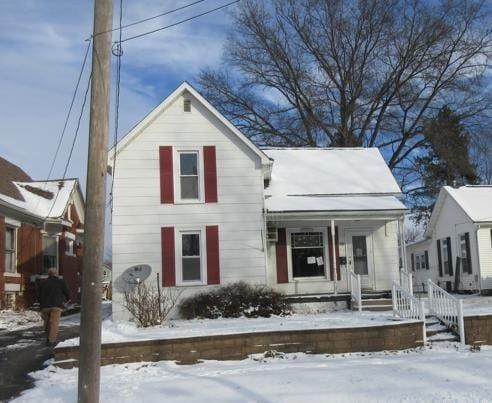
[{"left": 346, "top": 231, "right": 374, "bottom": 289}]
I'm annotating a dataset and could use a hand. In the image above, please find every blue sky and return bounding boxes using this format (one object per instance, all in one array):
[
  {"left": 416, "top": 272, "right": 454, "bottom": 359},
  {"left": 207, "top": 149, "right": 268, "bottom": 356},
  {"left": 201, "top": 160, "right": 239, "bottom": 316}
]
[{"left": 0, "top": 0, "right": 234, "bottom": 188}]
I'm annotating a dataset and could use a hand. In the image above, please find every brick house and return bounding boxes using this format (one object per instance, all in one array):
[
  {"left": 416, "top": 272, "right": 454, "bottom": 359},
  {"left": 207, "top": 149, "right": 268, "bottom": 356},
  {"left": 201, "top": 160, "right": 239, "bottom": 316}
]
[{"left": 0, "top": 156, "right": 85, "bottom": 308}]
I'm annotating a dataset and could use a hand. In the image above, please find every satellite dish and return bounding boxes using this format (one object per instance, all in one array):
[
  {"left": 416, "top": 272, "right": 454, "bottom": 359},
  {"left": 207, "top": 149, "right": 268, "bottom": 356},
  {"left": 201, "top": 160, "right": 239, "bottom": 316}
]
[{"left": 120, "top": 264, "right": 152, "bottom": 285}]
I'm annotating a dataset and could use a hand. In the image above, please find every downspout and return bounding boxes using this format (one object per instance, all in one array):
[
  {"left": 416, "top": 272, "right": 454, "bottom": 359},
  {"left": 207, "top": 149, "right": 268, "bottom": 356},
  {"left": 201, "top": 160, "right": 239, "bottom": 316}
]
[{"left": 331, "top": 219, "right": 337, "bottom": 295}]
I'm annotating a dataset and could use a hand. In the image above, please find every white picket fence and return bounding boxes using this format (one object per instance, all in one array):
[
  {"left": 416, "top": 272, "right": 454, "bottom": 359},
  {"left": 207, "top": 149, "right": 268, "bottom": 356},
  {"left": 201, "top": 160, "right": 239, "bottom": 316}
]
[
  {"left": 399, "top": 268, "right": 413, "bottom": 295},
  {"left": 427, "top": 279, "right": 465, "bottom": 344},
  {"left": 349, "top": 272, "right": 362, "bottom": 312},
  {"left": 392, "top": 281, "right": 426, "bottom": 343}
]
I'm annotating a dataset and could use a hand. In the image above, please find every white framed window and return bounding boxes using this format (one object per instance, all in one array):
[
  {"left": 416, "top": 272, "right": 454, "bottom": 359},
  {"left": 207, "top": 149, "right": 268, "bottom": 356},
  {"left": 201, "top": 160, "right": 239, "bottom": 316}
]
[
  {"left": 287, "top": 228, "right": 328, "bottom": 280},
  {"left": 42, "top": 235, "right": 58, "bottom": 273},
  {"left": 176, "top": 229, "right": 206, "bottom": 285},
  {"left": 441, "top": 240, "right": 450, "bottom": 275},
  {"left": 415, "top": 254, "right": 421, "bottom": 270},
  {"left": 420, "top": 253, "right": 427, "bottom": 270},
  {"left": 174, "top": 149, "right": 203, "bottom": 203},
  {"left": 5, "top": 226, "right": 16, "bottom": 273},
  {"left": 459, "top": 233, "right": 471, "bottom": 273}
]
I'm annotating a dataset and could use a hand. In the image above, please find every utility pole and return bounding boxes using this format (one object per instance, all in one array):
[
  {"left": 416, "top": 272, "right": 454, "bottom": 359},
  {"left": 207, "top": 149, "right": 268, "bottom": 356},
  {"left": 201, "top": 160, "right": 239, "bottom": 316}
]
[{"left": 77, "top": 0, "right": 113, "bottom": 402}]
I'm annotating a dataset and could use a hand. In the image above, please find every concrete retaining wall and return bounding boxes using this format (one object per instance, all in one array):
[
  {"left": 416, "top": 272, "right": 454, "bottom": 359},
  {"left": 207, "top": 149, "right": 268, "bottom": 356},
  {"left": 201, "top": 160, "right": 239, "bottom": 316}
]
[
  {"left": 54, "top": 321, "right": 424, "bottom": 368},
  {"left": 464, "top": 314, "right": 492, "bottom": 345}
]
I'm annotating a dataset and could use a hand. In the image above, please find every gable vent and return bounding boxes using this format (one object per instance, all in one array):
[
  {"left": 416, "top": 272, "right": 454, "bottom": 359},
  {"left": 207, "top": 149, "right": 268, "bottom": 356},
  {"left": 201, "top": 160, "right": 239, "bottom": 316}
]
[{"left": 183, "top": 99, "right": 191, "bottom": 112}]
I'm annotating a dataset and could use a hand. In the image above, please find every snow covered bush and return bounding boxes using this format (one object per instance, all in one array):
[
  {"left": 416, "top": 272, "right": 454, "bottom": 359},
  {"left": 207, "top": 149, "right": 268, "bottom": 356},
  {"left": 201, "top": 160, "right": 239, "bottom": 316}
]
[
  {"left": 179, "top": 282, "right": 291, "bottom": 319},
  {"left": 123, "top": 280, "right": 181, "bottom": 327}
]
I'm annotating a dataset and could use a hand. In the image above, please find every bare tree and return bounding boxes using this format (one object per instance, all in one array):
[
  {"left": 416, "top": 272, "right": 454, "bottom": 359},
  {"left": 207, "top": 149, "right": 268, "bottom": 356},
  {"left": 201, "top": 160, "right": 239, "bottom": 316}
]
[{"left": 199, "top": 0, "right": 492, "bottom": 196}]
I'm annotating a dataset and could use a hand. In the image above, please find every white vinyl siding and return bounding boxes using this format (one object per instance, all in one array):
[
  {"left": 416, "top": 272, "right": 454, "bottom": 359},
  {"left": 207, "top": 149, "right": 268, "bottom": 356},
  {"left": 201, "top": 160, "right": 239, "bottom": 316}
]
[{"left": 111, "top": 93, "right": 266, "bottom": 320}]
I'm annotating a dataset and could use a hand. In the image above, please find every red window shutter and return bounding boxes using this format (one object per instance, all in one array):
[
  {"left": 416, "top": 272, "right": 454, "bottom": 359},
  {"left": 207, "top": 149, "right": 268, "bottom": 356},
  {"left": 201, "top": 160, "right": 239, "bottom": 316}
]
[
  {"left": 328, "top": 227, "right": 341, "bottom": 281},
  {"left": 276, "top": 228, "right": 289, "bottom": 283},
  {"left": 161, "top": 227, "right": 176, "bottom": 286},
  {"left": 206, "top": 225, "right": 220, "bottom": 285},
  {"left": 159, "top": 146, "right": 174, "bottom": 204},
  {"left": 203, "top": 146, "right": 218, "bottom": 203}
]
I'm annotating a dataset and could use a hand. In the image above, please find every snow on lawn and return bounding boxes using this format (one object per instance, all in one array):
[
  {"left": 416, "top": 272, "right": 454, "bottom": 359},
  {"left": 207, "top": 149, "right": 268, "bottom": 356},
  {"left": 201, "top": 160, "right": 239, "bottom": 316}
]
[
  {"left": 59, "top": 310, "right": 411, "bottom": 347},
  {"left": 0, "top": 309, "right": 42, "bottom": 331},
  {"left": 13, "top": 344, "right": 492, "bottom": 403},
  {"left": 461, "top": 295, "right": 492, "bottom": 315}
]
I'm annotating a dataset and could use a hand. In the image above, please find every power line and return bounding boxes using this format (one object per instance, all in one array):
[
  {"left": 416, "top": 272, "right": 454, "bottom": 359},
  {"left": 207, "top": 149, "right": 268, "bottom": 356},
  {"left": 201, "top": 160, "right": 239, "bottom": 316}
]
[
  {"left": 45, "top": 72, "right": 92, "bottom": 220},
  {"left": 33, "top": 40, "right": 92, "bottom": 216},
  {"left": 110, "top": 0, "right": 124, "bottom": 215},
  {"left": 90, "top": 0, "right": 206, "bottom": 39},
  {"left": 118, "top": 0, "right": 240, "bottom": 43}
]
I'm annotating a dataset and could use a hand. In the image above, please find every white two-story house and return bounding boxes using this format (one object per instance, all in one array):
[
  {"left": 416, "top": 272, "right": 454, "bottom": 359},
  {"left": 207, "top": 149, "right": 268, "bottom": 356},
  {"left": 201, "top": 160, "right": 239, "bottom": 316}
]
[{"left": 108, "top": 82, "right": 408, "bottom": 320}]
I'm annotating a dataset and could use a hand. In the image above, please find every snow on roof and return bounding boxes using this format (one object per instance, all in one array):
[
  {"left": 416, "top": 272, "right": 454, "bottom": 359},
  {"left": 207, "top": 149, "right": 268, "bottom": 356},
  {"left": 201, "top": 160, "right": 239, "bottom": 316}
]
[
  {"left": 263, "top": 148, "right": 402, "bottom": 197},
  {"left": 445, "top": 185, "right": 492, "bottom": 222},
  {"left": 265, "top": 195, "right": 407, "bottom": 213},
  {"left": 0, "top": 179, "right": 77, "bottom": 220}
]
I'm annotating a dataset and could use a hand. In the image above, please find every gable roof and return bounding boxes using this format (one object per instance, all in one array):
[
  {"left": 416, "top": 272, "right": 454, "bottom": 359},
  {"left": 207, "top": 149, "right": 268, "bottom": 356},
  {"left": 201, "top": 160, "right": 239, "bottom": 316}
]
[
  {"left": 107, "top": 81, "right": 271, "bottom": 167},
  {"left": 0, "top": 178, "right": 83, "bottom": 221},
  {"left": 425, "top": 185, "right": 492, "bottom": 237},
  {"left": 0, "top": 156, "right": 32, "bottom": 201},
  {"left": 263, "top": 148, "right": 405, "bottom": 214},
  {"left": 263, "top": 148, "right": 402, "bottom": 197}
]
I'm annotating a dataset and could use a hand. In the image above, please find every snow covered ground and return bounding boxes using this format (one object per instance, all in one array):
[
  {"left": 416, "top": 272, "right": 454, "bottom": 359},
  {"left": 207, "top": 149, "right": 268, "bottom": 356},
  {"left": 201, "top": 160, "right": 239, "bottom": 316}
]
[
  {"left": 58, "top": 310, "right": 411, "bottom": 347},
  {"left": 461, "top": 295, "right": 492, "bottom": 315},
  {"left": 0, "top": 309, "right": 42, "bottom": 331},
  {"left": 13, "top": 343, "right": 492, "bottom": 402}
]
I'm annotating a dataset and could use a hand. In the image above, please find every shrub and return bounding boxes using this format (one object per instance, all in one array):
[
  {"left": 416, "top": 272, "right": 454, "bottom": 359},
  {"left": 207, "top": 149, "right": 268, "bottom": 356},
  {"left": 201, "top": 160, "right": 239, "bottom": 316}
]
[
  {"left": 123, "top": 278, "right": 182, "bottom": 327},
  {"left": 179, "top": 281, "right": 291, "bottom": 319}
]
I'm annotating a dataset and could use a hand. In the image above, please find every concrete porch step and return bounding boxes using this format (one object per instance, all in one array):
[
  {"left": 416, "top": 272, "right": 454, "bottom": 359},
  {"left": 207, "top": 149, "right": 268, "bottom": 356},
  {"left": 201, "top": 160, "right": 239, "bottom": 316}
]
[
  {"left": 359, "top": 305, "right": 393, "bottom": 312},
  {"left": 427, "top": 332, "right": 459, "bottom": 342},
  {"left": 360, "top": 298, "right": 393, "bottom": 306}
]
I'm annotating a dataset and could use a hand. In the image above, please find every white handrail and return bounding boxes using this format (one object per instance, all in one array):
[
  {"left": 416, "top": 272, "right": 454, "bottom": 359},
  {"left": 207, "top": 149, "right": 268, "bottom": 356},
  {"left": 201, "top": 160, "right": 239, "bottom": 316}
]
[
  {"left": 399, "top": 268, "right": 413, "bottom": 296},
  {"left": 392, "top": 281, "right": 426, "bottom": 343},
  {"left": 350, "top": 272, "right": 362, "bottom": 312},
  {"left": 427, "top": 279, "right": 465, "bottom": 344}
]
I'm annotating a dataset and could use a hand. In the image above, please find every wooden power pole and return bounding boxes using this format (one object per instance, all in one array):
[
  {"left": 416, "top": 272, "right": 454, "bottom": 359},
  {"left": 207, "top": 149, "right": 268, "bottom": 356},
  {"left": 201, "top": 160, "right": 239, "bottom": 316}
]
[{"left": 77, "top": 0, "right": 113, "bottom": 402}]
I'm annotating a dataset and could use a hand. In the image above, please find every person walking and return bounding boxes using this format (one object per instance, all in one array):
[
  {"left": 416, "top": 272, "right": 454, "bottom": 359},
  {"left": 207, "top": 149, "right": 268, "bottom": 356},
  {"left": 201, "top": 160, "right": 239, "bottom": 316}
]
[{"left": 38, "top": 268, "right": 70, "bottom": 346}]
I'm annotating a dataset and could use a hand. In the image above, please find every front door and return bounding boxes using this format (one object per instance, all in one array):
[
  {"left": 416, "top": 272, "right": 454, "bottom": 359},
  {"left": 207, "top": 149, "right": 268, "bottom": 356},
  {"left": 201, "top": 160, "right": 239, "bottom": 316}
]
[{"left": 346, "top": 232, "right": 374, "bottom": 289}]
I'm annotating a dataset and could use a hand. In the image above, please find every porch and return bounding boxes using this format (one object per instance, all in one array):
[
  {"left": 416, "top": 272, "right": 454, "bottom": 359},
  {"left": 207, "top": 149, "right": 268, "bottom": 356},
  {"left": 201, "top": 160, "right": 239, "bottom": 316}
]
[{"left": 265, "top": 212, "right": 407, "bottom": 296}]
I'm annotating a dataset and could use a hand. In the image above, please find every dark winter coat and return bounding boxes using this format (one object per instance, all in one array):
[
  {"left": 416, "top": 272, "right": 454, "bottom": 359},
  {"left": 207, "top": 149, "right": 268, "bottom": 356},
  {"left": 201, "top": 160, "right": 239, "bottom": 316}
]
[{"left": 38, "top": 276, "right": 70, "bottom": 309}]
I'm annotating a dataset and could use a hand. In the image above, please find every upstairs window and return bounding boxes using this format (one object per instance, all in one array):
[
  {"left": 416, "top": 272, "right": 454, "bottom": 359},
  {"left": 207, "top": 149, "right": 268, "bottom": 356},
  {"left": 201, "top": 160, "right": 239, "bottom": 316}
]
[
  {"left": 5, "top": 227, "right": 16, "bottom": 273},
  {"left": 179, "top": 151, "right": 199, "bottom": 200}
]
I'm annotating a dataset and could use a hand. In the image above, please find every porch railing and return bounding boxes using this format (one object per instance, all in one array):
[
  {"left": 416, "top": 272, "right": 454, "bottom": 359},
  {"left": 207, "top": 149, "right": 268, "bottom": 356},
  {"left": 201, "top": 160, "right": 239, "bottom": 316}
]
[
  {"left": 427, "top": 279, "right": 465, "bottom": 344},
  {"left": 349, "top": 272, "right": 362, "bottom": 312},
  {"left": 392, "top": 281, "right": 426, "bottom": 343},
  {"left": 399, "top": 268, "right": 413, "bottom": 296}
]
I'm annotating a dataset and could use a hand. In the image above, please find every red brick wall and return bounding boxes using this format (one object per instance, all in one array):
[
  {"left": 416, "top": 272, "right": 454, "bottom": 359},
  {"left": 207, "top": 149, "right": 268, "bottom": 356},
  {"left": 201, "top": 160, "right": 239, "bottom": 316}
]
[
  {"left": 58, "top": 205, "right": 83, "bottom": 302},
  {"left": 0, "top": 216, "right": 5, "bottom": 297},
  {"left": 16, "top": 223, "right": 43, "bottom": 306}
]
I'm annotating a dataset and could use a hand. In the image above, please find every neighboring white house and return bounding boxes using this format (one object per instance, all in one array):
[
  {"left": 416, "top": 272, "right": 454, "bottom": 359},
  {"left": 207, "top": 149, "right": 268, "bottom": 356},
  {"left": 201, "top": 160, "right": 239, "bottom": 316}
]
[
  {"left": 108, "top": 82, "right": 408, "bottom": 320},
  {"left": 407, "top": 185, "right": 492, "bottom": 293}
]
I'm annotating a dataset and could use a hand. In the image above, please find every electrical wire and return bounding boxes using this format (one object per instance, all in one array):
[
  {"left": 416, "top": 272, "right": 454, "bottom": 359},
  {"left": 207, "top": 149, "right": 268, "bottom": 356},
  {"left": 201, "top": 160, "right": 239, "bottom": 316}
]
[
  {"left": 32, "top": 39, "right": 92, "bottom": 216},
  {"left": 45, "top": 72, "right": 92, "bottom": 220},
  {"left": 118, "top": 0, "right": 240, "bottom": 43},
  {"left": 90, "top": 0, "right": 206, "bottom": 39}
]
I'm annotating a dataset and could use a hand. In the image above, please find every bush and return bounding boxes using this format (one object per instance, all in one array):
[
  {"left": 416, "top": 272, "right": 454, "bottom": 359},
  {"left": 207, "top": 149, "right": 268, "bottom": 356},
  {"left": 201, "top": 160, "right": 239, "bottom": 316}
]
[
  {"left": 123, "top": 278, "right": 182, "bottom": 327},
  {"left": 179, "top": 282, "right": 291, "bottom": 319}
]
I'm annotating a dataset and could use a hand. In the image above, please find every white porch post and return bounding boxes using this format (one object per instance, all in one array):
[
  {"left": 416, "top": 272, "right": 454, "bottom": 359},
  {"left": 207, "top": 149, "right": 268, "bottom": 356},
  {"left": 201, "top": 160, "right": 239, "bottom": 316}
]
[{"left": 331, "top": 219, "right": 337, "bottom": 295}]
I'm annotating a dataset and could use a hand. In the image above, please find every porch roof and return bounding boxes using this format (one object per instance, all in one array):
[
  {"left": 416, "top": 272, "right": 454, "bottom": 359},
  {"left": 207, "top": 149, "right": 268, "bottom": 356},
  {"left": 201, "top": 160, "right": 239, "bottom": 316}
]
[{"left": 265, "top": 195, "right": 407, "bottom": 214}]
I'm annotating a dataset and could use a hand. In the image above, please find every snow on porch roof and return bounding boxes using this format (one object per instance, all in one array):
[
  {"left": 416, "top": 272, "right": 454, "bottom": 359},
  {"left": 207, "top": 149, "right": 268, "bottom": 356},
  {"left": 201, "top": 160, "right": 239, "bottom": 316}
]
[
  {"left": 265, "top": 195, "right": 407, "bottom": 214},
  {"left": 0, "top": 179, "right": 78, "bottom": 220},
  {"left": 263, "top": 148, "right": 402, "bottom": 197}
]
